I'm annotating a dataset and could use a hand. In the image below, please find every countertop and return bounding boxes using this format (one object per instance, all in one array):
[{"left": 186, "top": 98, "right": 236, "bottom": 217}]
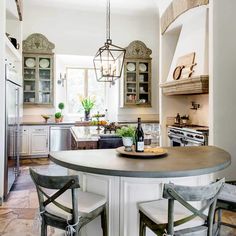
[
  {"left": 70, "top": 126, "right": 118, "bottom": 142},
  {"left": 21, "top": 121, "right": 77, "bottom": 126},
  {"left": 49, "top": 146, "right": 231, "bottom": 178}
]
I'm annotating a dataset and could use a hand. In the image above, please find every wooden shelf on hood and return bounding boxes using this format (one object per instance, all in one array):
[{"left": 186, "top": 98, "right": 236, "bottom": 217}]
[{"left": 160, "top": 75, "right": 209, "bottom": 96}]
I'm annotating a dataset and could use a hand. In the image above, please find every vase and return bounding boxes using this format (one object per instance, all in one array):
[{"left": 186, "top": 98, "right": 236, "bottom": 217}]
[
  {"left": 85, "top": 110, "right": 90, "bottom": 121},
  {"left": 122, "top": 137, "right": 133, "bottom": 152}
]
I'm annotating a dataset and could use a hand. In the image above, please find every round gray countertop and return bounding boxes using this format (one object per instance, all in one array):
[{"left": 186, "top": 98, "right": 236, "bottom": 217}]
[{"left": 49, "top": 146, "right": 231, "bottom": 178}]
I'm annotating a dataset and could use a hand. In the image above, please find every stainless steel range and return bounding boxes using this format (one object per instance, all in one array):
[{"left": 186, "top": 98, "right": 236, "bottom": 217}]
[{"left": 168, "top": 125, "right": 208, "bottom": 146}]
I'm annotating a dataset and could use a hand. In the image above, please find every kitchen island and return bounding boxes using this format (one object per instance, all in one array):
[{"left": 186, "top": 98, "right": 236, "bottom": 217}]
[
  {"left": 49, "top": 146, "right": 230, "bottom": 236},
  {"left": 70, "top": 126, "right": 123, "bottom": 150}
]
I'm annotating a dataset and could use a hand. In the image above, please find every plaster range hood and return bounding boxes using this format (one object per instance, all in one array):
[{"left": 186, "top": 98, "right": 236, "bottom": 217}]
[{"left": 160, "top": 75, "right": 209, "bottom": 96}]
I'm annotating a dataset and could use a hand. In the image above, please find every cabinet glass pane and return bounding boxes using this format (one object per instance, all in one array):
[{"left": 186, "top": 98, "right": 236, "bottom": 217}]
[
  {"left": 39, "top": 80, "right": 51, "bottom": 92},
  {"left": 39, "top": 69, "right": 51, "bottom": 80},
  {"left": 38, "top": 92, "right": 51, "bottom": 104},
  {"left": 24, "top": 57, "right": 36, "bottom": 68},
  {"left": 39, "top": 58, "right": 51, "bottom": 69},
  {"left": 138, "top": 62, "right": 148, "bottom": 73},
  {"left": 24, "top": 92, "right": 36, "bottom": 103},
  {"left": 126, "top": 72, "right": 136, "bottom": 82},
  {"left": 24, "top": 68, "right": 36, "bottom": 80}
]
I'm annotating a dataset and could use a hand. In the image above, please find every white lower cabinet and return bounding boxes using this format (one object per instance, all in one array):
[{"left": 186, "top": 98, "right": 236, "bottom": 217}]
[
  {"left": 19, "top": 127, "right": 29, "bottom": 155},
  {"left": 20, "top": 126, "right": 49, "bottom": 157}
]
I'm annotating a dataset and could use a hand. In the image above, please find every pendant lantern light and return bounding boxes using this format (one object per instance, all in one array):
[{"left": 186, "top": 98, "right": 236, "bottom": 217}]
[{"left": 93, "top": 0, "right": 126, "bottom": 83}]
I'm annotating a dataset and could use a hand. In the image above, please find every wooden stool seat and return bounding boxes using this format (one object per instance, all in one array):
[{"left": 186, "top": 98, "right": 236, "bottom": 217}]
[
  {"left": 45, "top": 190, "right": 106, "bottom": 220},
  {"left": 139, "top": 199, "right": 204, "bottom": 231}
]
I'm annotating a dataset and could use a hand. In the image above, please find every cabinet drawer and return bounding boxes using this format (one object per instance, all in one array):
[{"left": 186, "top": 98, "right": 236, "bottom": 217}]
[
  {"left": 77, "top": 141, "right": 98, "bottom": 150},
  {"left": 31, "top": 127, "right": 48, "bottom": 133}
]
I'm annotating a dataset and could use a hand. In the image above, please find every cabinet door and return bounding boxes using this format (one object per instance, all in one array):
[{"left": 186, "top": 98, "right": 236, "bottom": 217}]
[
  {"left": 23, "top": 53, "right": 54, "bottom": 106},
  {"left": 30, "top": 127, "right": 49, "bottom": 155},
  {"left": 19, "top": 127, "right": 29, "bottom": 156}
]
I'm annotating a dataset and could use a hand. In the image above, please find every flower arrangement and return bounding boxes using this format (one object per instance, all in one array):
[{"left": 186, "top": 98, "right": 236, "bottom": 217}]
[{"left": 80, "top": 96, "right": 96, "bottom": 112}]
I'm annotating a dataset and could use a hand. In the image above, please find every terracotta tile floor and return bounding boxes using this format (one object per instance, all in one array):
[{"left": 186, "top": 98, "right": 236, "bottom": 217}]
[{"left": 0, "top": 158, "right": 236, "bottom": 236}]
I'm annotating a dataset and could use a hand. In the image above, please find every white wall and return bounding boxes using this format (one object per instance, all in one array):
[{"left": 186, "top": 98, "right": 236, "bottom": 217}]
[
  {"left": 0, "top": 0, "right": 6, "bottom": 203},
  {"left": 209, "top": 0, "right": 236, "bottom": 179},
  {"left": 167, "top": 7, "right": 209, "bottom": 81},
  {"left": 22, "top": 2, "right": 160, "bottom": 121}
]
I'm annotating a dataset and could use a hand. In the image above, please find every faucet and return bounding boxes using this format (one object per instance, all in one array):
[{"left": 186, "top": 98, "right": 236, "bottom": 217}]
[{"left": 191, "top": 101, "right": 200, "bottom": 110}]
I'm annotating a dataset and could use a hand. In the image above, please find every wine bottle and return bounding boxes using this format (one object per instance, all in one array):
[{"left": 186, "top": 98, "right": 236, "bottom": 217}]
[{"left": 135, "top": 117, "right": 144, "bottom": 152}]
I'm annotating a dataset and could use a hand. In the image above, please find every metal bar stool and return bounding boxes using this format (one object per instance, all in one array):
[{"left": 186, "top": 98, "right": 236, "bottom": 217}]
[
  {"left": 138, "top": 179, "right": 224, "bottom": 236},
  {"left": 215, "top": 180, "right": 236, "bottom": 235},
  {"left": 30, "top": 168, "right": 107, "bottom": 236}
]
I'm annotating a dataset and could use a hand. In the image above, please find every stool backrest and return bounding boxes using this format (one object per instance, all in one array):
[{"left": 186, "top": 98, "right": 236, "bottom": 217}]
[
  {"left": 29, "top": 168, "right": 80, "bottom": 224},
  {"left": 163, "top": 178, "right": 224, "bottom": 235}
]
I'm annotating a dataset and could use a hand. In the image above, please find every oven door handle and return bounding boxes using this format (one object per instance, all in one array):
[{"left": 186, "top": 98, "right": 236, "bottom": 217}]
[{"left": 185, "top": 139, "right": 203, "bottom": 146}]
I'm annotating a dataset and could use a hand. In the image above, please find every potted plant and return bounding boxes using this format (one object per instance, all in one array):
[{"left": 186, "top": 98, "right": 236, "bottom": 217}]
[
  {"left": 116, "top": 126, "right": 135, "bottom": 151},
  {"left": 58, "top": 102, "right": 65, "bottom": 122},
  {"left": 55, "top": 112, "right": 62, "bottom": 123},
  {"left": 181, "top": 115, "right": 189, "bottom": 124},
  {"left": 80, "top": 96, "right": 95, "bottom": 121}
]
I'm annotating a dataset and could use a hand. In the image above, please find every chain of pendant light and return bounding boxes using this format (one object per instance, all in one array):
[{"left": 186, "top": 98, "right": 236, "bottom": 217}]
[{"left": 106, "top": 0, "right": 111, "bottom": 41}]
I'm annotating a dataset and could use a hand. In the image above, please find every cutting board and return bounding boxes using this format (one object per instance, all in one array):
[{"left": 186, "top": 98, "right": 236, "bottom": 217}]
[{"left": 176, "top": 52, "right": 196, "bottom": 67}]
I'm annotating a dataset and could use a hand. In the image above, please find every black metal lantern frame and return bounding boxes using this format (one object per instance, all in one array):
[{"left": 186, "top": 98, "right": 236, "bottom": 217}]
[{"left": 93, "top": 0, "right": 126, "bottom": 83}]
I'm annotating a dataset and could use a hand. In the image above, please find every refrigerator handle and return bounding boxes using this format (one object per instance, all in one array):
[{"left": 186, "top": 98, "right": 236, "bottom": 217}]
[{"left": 15, "top": 88, "right": 20, "bottom": 175}]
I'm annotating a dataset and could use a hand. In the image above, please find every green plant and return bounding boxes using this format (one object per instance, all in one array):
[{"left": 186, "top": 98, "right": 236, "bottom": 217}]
[
  {"left": 58, "top": 102, "right": 65, "bottom": 113},
  {"left": 116, "top": 126, "right": 135, "bottom": 138},
  {"left": 55, "top": 112, "right": 62, "bottom": 119},
  {"left": 80, "top": 96, "right": 95, "bottom": 112}
]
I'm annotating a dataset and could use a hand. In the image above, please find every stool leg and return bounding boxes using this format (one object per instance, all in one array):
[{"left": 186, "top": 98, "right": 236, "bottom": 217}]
[
  {"left": 101, "top": 208, "right": 108, "bottom": 236},
  {"left": 217, "top": 208, "right": 222, "bottom": 235},
  {"left": 41, "top": 220, "right": 47, "bottom": 236},
  {"left": 139, "top": 214, "right": 146, "bottom": 236}
]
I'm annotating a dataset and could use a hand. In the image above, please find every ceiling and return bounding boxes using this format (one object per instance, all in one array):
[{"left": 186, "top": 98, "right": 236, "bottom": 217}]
[{"left": 25, "top": 0, "right": 170, "bottom": 15}]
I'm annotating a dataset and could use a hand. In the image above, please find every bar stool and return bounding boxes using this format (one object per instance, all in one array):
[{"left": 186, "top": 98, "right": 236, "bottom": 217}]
[
  {"left": 138, "top": 179, "right": 224, "bottom": 236},
  {"left": 30, "top": 168, "right": 107, "bottom": 236},
  {"left": 215, "top": 180, "right": 236, "bottom": 235}
]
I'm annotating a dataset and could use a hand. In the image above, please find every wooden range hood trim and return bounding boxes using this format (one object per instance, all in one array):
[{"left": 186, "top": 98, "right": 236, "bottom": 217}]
[
  {"left": 160, "top": 75, "right": 209, "bottom": 95},
  {"left": 161, "top": 0, "right": 209, "bottom": 34}
]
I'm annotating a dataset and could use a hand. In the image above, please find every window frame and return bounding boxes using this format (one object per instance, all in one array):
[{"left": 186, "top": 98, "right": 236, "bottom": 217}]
[{"left": 65, "top": 67, "right": 107, "bottom": 116}]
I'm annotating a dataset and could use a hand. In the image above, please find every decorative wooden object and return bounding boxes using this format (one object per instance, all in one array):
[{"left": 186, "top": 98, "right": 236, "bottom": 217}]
[
  {"left": 161, "top": 0, "right": 209, "bottom": 34},
  {"left": 123, "top": 41, "right": 152, "bottom": 107},
  {"left": 116, "top": 146, "right": 167, "bottom": 158},
  {"left": 23, "top": 33, "right": 55, "bottom": 54},
  {"left": 23, "top": 33, "right": 55, "bottom": 106},
  {"left": 173, "top": 52, "right": 197, "bottom": 80},
  {"left": 160, "top": 75, "right": 209, "bottom": 95}
]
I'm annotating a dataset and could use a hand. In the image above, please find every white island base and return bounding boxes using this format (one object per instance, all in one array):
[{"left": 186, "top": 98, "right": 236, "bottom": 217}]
[{"left": 68, "top": 170, "right": 214, "bottom": 236}]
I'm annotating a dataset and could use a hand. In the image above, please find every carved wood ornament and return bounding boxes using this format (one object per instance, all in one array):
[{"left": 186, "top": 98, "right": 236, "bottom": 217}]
[
  {"left": 23, "top": 33, "right": 55, "bottom": 54},
  {"left": 125, "top": 40, "right": 152, "bottom": 59}
]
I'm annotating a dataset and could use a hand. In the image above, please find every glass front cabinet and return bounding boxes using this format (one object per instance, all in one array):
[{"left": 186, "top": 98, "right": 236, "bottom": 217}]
[
  {"left": 22, "top": 33, "right": 55, "bottom": 106},
  {"left": 123, "top": 41, "right": 152, "bottom": 107}
]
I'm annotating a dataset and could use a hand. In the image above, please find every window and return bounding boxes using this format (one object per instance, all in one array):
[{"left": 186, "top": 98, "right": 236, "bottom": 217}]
[{"left": 67, "top": 68, "right": 106, "bottom": 115}]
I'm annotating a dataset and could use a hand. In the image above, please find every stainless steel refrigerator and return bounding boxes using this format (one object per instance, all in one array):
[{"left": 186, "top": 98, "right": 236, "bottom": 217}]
[{"left": 4, "top": 62, "right": 21, "bottom": 199}]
